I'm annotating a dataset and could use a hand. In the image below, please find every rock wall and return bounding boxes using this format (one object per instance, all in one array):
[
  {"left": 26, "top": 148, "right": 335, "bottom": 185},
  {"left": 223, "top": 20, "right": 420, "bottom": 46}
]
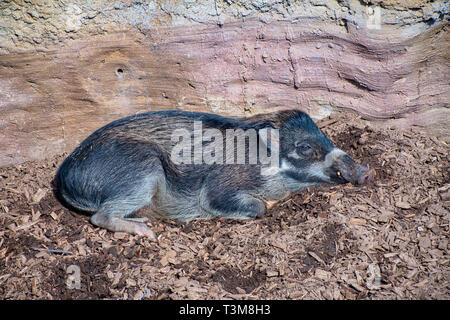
[{"left": 0, "top": 0, "right": 449, "bottom": 166}]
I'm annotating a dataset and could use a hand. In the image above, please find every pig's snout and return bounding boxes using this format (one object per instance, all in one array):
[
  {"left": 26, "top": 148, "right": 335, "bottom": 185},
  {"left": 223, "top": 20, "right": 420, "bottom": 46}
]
[
  {"left": 339, "top": 161, "right": 374, "bottom": 186},
  {"left": 356, "top": 166, "right": 375, "bottom": 185},
  {"left": 328, "top": 150, "right": 374, "bottom": 186}
]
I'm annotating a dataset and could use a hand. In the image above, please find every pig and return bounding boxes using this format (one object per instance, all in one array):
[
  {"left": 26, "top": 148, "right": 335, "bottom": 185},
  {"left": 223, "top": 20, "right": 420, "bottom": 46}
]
[{"left": 55, "top": 110, "right": 374, "bottom": 238}]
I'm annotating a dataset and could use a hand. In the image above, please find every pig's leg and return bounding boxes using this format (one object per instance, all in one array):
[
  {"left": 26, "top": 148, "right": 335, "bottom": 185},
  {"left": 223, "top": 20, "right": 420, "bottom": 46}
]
[
  {"left": 233, "top": 194, "right": 267, "bottom": 218},
  {"left": 89, "top": 174, "right": 162, "bottom": 239},
  {"left": 90, "top": 209, "right": 156, "bottom": 238},
  {"left": 204, "top": 191, "right": 266, "bottom": 219}
]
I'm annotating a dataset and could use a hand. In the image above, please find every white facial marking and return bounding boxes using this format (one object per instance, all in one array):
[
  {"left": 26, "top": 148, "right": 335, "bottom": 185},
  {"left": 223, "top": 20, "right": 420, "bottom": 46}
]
[
  {"left": 287, "top": 150, "right": 301, "bottom": 159},
  {"left": 261, "top": 159, "right": 294, "bottom": 176},
  {"left": 281, "top": 159, "right": 295, "bottom": 171},
  {"left": 324, "top": 148, "right": 346, "bottom": 167},
  {"left": 305, "top": 148, "right": 345, "bottom": 182},
  {"left": 261, "top": 165, "right": 280, "bottom": 176}
]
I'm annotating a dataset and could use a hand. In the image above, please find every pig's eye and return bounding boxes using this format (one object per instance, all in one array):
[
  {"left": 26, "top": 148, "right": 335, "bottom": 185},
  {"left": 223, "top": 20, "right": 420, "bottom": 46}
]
[{"left": 296, "top": 143, "right": 314, "bottom": 156}]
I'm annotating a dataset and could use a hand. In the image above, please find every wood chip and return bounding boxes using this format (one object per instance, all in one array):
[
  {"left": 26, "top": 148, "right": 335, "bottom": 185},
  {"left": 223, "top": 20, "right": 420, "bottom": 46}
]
[
  {"left": 266, "top": 270, "right": 279, "bottom": 277},
  {"left": 349, "top": 218, "right": 367, "bottom": 226},
  {"left": 315, "top": 269, "right": 331, "bottom": 281},
  {"left": 160, "top": 255, "right": 169, "bottom": 267},
  {"left": 347, "top": 280, "right": 365, "bottom": 292},
  {"left": 113, "top": 232, "right": 128, "bottom": 240},
  {"left": 418, "top": 237, "right": 431, "bottom": 249},
  {"left": 395, "top": 201, "right": 411, "bottom": 209},
  {"left": 308, "top": 251, "right": 325, "bottom": 265},
  {"left": 31, "top": 188, "right": 47, "bottom": 204}
]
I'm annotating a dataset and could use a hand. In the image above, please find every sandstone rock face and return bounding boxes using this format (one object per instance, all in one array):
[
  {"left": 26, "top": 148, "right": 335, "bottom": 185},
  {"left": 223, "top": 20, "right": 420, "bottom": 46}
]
[{"left": 0, "top": 0, "right": 448, "bottom": 166}]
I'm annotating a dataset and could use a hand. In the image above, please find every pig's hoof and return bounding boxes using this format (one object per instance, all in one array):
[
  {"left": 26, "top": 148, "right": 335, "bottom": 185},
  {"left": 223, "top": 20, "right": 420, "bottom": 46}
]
[
  {"left": 265, "top": 200, "right": 279, "bottom": 210},
  {"left": 90, "top": 213, "right": 156, "bottom": 240},
  {"left": 125, "top": 219, "right": 156, "bottom": 239},
  {"left": 125, "top": 217, "right": 156, "bottom": 239},
  {"left": 132, "top": 222, "right": 157, "bottom": 239}
]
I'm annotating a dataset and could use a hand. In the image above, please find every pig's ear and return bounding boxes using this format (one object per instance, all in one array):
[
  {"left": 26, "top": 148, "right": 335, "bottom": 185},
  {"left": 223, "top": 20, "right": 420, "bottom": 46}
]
[{"left": 258, "top": 127, "right": 280, "bottom": 152}]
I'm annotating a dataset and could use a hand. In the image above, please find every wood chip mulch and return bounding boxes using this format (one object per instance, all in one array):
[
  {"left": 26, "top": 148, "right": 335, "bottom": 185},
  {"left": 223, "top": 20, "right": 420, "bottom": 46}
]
[{"left": 0, "top": 112, "right": 448, "bottom": 300}]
